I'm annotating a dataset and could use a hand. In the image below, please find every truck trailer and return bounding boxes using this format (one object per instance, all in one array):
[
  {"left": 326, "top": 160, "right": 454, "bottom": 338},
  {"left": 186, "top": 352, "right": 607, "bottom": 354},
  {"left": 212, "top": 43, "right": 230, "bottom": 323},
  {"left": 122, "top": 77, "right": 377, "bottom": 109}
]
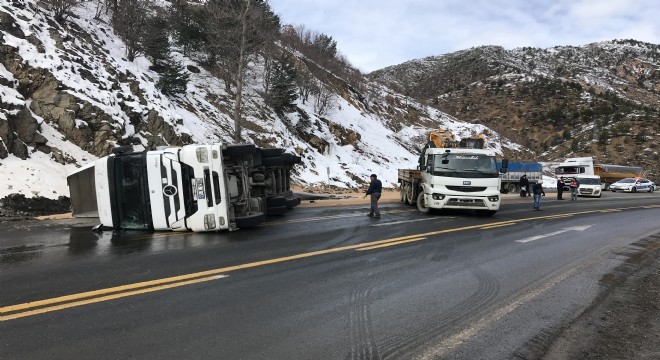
[
  {"left": 497, "top": 162, "right": 542, "bottom": 194},
  {"left": 554, "top": 157, "right": 643, "bottom": 190},
  {"left": 67, "top": 143, "right": 301, "bottom": 232}
]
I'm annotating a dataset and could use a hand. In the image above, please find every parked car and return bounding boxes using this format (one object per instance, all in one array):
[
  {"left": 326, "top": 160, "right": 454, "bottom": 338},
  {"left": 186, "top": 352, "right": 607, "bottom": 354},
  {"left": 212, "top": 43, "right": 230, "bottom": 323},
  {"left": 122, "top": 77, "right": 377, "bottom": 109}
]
[
  {"left": 609, "top": 178, "right": 655, "bottom": 193},
  {"left": 576, "top": 175, "right": 602, "bottom": 197}
]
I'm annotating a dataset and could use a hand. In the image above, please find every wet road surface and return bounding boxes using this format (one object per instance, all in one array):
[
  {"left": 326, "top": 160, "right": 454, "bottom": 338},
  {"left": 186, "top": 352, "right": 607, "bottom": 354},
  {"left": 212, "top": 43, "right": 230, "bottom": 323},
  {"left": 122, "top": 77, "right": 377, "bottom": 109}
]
[{"left": 1, "top": 191, "right": 660, "bottom": 359}]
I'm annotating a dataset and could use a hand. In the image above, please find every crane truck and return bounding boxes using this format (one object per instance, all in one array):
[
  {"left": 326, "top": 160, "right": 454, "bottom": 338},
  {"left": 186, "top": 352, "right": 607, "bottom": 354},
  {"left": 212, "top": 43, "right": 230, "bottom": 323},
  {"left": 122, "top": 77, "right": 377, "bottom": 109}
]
[
  {"left": 67, "top": 142, "right": 301, "bottom": 232},
  {"left": 399, "top": 130, "right": 508, "bottom": 216}
]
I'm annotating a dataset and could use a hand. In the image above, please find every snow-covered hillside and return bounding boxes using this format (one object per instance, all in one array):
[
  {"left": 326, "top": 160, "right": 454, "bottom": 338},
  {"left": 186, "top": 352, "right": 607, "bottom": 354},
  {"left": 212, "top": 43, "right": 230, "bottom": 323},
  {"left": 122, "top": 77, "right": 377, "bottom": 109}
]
[{"left": 0, "top": 1, "right": 523, "bottom": 199}]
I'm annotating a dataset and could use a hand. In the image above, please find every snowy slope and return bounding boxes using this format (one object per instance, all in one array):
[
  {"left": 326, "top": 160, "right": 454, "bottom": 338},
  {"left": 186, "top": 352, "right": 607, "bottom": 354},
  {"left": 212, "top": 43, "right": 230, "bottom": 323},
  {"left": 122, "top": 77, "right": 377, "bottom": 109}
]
[{"left": 0, "top": 1, "right": 523, "bottom": 199}]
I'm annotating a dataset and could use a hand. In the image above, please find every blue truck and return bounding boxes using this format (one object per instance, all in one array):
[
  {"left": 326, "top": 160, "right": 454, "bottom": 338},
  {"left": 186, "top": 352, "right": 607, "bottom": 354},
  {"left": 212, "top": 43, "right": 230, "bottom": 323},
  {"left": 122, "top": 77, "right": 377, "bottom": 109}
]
[{"left": 497, "top": 162, "right": 543, "bottom": 194}]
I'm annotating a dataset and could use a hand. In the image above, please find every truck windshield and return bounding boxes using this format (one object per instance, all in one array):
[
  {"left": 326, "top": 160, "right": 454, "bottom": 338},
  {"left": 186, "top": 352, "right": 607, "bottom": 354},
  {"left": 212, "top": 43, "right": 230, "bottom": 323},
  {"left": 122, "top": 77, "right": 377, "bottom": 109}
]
[
  {"left": 556, "top": 166, "right": 584, "bottom": 175},
  {"left": 112, "top": 153, "right": 151, "bottom": 230},
  {"left": 578, "top": 178, "right": 600, "bottom": 185},
  {"left": 432, "top": 154, "right": 498, "bottom": 178}
]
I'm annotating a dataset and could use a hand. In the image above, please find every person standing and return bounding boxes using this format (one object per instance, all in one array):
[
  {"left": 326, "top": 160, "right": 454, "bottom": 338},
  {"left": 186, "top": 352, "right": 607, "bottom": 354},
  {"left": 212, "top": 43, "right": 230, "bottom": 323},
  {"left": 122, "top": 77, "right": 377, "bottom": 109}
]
[
  {"left": 570, "top": 178, "right": 580, "bottom": 200},
  {"left": 557, "top": 178, "right": 565, "bottom": 200},
  {"left": 364, "top": 174, "right": 382, "bottom": 218},
  {"left": 519, "top": 174, "right": 529, "bottom": 197},
  {"left": 532, "top": 179, "right": 546, "bottom": 211}
]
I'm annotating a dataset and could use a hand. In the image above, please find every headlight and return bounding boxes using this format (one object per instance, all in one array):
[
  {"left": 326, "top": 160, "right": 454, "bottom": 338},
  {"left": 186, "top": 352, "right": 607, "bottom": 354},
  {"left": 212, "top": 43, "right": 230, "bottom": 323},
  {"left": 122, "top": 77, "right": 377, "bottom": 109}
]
[
  {"left": 432, "top": 193, "right": 445, "bottom": 200},
  {"left": 196, "top": 148, "right": 209, "bottom": 162},
  {"left": 487, "top": 195, "right": 500, "bottom": 202}
]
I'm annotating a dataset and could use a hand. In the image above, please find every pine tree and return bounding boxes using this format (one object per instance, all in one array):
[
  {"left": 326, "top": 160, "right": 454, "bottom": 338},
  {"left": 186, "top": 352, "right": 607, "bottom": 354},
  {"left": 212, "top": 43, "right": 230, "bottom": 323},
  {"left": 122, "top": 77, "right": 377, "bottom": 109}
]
[
  {"left": 144, "top": 17, "right": 170, "bottom": 71},
  {"left": 156, "top": 59, "right": 189, "bottom": 96},
  {"left": 266, "top": 53, "right": 298, "bottom": 115}
]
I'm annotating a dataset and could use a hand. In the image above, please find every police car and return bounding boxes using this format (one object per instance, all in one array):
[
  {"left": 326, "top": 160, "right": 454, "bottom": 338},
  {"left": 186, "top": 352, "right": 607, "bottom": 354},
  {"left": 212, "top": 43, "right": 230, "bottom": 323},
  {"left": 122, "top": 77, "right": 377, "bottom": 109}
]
[{"left": 610, "top": 178, "right": 656, "bottom": 193}]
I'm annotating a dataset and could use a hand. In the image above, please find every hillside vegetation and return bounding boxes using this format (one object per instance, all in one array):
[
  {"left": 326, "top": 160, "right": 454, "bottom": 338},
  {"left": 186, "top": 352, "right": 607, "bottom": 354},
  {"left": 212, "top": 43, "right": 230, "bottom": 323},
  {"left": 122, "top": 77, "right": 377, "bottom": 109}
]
[
  {"left": 0, "top": 0, "right": 521, "bottom": 198},
  {"left": 370, "top": 41, "right": 660, "bottom": 177}
]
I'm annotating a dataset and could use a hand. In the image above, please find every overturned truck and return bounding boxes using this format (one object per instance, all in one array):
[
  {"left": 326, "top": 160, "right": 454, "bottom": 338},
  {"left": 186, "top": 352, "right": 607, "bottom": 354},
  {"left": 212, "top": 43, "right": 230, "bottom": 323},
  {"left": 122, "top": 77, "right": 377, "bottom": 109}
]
[{"left": 67, "top": 143, "right": 302, "bottom": 232}]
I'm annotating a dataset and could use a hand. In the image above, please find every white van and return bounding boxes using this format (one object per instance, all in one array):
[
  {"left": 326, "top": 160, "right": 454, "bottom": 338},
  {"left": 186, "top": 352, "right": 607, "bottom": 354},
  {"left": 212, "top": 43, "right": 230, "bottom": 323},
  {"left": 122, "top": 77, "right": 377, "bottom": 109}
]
[{"left": 576, "top": 175, "right": 602, "bottom": 198}]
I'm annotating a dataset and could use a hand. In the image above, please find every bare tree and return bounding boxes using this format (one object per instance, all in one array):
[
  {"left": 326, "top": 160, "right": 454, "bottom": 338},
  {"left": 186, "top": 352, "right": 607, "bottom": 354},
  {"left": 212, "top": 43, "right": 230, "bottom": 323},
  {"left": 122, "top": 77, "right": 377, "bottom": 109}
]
[
  {"left": 313, "top": 80, "right": 336, "bottom": 116},
  {"left": 42, "top": 0, "right": 82, "bottom": 22},
  {"left": 111, "top": 0, "right": 150, "bottom": 61},
  {"left": 203, "top": 0, "right": 280, "bottom": 143}
]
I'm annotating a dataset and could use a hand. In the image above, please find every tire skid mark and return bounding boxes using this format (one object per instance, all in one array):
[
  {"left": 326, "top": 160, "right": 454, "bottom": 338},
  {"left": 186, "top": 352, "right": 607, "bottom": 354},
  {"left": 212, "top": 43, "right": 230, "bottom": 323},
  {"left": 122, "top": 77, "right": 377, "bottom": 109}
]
[
  {"left": 379, "top": 265, "right": 500, "bottom": 359},
  {"left": 347, "top": 279, "right": 381, "bottom": 360}
]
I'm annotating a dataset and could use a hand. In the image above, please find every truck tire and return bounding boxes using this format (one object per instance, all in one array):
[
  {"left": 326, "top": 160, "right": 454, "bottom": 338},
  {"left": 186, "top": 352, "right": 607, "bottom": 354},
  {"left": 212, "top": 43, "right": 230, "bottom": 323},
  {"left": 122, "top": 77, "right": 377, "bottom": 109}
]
[
  {"left": 416, "top": 193, "right": 431, "bottom": 214},
  {"left": 266, "top": 196, "right": 286, "bottom": 207},
  {"left": 224, "top": 144, "right": 256, "bottom": 157},
  {"left": 475, "top": 210, "right": 497, "bottom": 216},
  {"left": 507, "top": 183, "right": 518, "bottom": 194},
  {"left": 285, "top": 198, "right": 299, "bottom": 209},
  {"left": 260, "top": 148, "right": 283, "bottom": 158},
  {"left": 262, "top": 156, "right": 284, "bottom": 167},
  {"left": 283, "top": 153, "right": 302, "bottom": 165},
  {"left": 405, "top": 184, "right": 415, "bottom": 205},
  {"left": 235, "top": 212, "right": 265, "bottom": 228},
  {"left": 266, "top": 206, "right": 287, "bottom": 216},
  {"left": 649, "top": 186, "right": 655, "bottom": 193},
  {"left": 632, "top": 187, "right": 637, "bottom": 193}
]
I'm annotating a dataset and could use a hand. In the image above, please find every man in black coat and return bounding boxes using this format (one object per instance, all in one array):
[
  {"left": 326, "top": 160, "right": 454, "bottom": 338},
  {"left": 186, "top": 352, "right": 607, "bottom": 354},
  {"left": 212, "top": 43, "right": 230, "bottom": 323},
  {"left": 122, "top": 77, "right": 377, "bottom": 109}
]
[
  {"left": 519, "top": 174, "right": 529, "bottom": 197},
  {"left": 557, "top": 178, "right": 565, "bottom": 200},
  {"left": 364, "top": 174, "right": 382, "bottom": 218}
]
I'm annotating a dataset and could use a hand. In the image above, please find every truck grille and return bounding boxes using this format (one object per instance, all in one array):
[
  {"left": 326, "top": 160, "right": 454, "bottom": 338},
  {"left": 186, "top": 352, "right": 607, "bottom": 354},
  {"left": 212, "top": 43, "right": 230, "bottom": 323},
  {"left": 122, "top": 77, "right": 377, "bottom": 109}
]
[
  {"left": 446, "top": 198, "right": 487, "bottom": 207},
  {"left": 446, "top": 186, "right": 487, "bottom": 192}
]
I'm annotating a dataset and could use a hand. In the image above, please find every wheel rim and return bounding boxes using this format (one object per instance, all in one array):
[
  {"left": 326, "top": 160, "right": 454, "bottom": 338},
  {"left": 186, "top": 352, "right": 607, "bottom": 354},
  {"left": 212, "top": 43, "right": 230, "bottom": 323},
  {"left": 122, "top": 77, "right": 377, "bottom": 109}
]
[{"left": 407, "top": 186, "right": 414, "bottom": 203}]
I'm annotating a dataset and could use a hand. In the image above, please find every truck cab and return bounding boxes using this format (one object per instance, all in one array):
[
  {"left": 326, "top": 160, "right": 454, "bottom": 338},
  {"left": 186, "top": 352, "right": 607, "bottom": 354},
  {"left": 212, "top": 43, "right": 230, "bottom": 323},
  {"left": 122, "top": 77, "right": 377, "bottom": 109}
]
[{"left": 417, "top": 147, "right": 502, "bottom": 215}]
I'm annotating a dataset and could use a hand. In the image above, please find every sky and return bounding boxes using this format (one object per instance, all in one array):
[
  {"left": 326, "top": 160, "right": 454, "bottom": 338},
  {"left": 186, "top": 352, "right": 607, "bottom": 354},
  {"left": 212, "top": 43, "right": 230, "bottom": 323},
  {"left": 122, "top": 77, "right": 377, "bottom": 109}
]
[{"left": 269, "top": 0, "right": 660, "bottom": 73}]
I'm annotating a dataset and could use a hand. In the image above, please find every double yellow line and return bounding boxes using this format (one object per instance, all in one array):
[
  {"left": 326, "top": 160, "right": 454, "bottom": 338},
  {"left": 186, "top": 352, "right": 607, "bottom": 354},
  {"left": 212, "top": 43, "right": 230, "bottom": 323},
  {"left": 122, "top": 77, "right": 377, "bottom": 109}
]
[{"left": 2, "top": 204, "right": 659, "bottom": 321}]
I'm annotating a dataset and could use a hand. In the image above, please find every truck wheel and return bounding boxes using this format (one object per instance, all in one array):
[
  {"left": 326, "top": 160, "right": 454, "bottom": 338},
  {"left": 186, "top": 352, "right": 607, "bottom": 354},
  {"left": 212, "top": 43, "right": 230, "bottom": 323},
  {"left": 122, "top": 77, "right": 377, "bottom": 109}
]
[
  {"left": 648, "top": 186, "right": 654, "bottom": 193},
  {"left": 266, "top": 206, "right": 287, "bottom": 216},
  {"left": 631, "top": 187, "right": 637, "bottom": 193},
  {"left": 262, "top": 156, "right": 284, "bottom": 167},
  {"left": 224, "top": 144, "right": 256, "bottom": 157},
  {"left": 267, "top": 196, "right": 286, "bottom": 207},
  {"left": 507, "top": 183, "right": 518, "bottom": 194},
  {"left": 475, "top": 210, "right": 497, "bottom": 216},
  {"left": 285, "top": 198, "right": 299, "bottom": 209},
  {"left": 282, "top": 153, "right": 302, "bottom": 165},
  {"left": 405, "top": 185, "right": 415, "bottom": 205},
  {"left": 260, "top": 148, "right": 283, "bottom": 158},
  {"left": 416, "top": 193, "right": 431, "bottom": 214},
  {"left": 235, "top": 212, "right": 265, "bottom": 228}
]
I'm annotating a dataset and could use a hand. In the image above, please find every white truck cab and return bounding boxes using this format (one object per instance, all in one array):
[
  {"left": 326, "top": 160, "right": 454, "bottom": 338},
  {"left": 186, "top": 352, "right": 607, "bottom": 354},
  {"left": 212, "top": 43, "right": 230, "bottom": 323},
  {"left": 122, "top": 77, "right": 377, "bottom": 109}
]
[{"left": 417, "top": 147, "right": 503, "bottom": 215}]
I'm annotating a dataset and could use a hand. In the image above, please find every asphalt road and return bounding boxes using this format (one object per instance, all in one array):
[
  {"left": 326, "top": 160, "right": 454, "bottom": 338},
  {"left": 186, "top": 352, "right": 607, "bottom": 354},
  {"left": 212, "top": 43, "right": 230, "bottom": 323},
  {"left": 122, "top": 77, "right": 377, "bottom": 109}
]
[{"left": 1, "top": 191, "right": 660, "bottom": 359}]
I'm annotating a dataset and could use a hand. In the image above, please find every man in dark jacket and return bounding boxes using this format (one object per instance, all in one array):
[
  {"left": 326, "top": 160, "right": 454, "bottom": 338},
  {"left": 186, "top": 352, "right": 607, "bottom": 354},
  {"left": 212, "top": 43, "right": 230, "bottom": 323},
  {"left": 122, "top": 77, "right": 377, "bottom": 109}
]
[
  {"left": 519, "top": 174, "right": 529, "bottom": 197},
  {"left": 364, "top": 174, "right": 382, "bottom": 217},
  {"left": 557, "top": 178, "right": 565, "bottom": 200}
]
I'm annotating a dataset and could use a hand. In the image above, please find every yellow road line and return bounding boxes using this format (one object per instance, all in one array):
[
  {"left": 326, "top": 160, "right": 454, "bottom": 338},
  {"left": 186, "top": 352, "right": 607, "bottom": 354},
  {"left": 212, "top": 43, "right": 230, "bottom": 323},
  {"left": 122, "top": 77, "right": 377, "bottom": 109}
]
[
  {"left": 480, "top": 223, "right": 516, "bottom": 230},
  {"left": 2, "top": 204, "right": 657, "bottom": 320},
  {"left": 0, "top": 275, "right": 226, "bottom": 322},
  {"left": 357, "top": 238, "right": 427, "bottom": 251}
]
